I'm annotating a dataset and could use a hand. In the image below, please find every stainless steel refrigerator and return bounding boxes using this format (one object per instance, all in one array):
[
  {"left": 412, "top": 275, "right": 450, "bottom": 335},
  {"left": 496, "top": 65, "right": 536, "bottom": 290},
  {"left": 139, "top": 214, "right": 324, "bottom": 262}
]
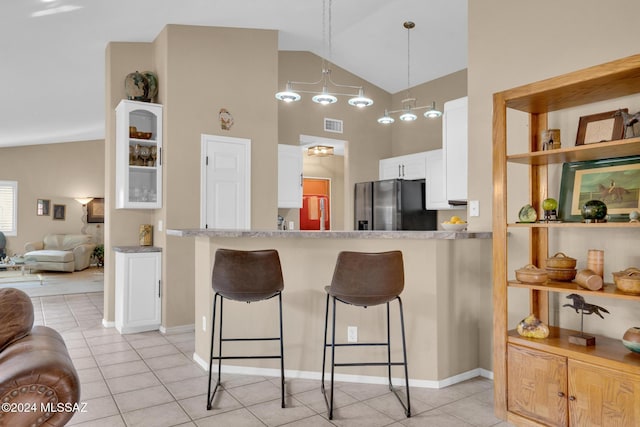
[{"left": 354, "top": 179, "right": 437, "bottom": 230}]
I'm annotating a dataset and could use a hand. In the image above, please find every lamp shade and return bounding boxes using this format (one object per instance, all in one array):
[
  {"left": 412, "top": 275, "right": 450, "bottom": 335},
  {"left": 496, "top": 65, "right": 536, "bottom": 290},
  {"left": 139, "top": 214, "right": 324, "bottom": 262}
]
[
  {"left": 75, "top": 197, "right": 94, "bottom": 205},
  {"left": 399, "top": 111, "right": 417, "bottom": 122}
]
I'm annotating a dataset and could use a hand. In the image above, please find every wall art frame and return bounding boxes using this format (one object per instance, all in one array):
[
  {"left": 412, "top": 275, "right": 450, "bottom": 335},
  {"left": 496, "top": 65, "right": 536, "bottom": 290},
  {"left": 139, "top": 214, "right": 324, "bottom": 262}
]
[
  {"left": 575, "top": 109, "right": 626, "bottom": 146},
  {"left": 87, "top": 197, "right": 104, "bottom": 223},
  {"left": 559, "top": 155, "right": 640, "bottom": 222},
  {"left": 37, "top": 199, "right": 50, "bottom": 216},
  {"left": 52, "top": 204, "right": 66, "bottom": 221}
]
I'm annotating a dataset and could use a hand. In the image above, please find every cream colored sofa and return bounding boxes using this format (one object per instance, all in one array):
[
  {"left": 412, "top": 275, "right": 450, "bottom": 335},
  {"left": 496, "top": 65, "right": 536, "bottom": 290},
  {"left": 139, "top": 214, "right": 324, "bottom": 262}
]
[{"left": 24, "top": 234, "right": 95, "bottom": 272}]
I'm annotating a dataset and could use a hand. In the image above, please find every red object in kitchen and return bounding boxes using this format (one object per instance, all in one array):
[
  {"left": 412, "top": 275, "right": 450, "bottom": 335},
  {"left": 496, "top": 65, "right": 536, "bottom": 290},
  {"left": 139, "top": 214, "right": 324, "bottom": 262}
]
[{"left": 300, "top": 195, "right": 330, "bottom": 230}]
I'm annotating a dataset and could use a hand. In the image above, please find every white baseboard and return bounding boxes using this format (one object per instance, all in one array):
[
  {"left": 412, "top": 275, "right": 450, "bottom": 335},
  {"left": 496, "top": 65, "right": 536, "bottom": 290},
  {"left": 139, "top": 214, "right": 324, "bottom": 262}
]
[
  {"left": 192, "top": 353, "right": 493, "bottom": 389},
  {"left": 160, "top": 323, "right": 195, "bottom": 334},
  {"left": 102, "top": 319, "right": 115, "bottom": 328}
]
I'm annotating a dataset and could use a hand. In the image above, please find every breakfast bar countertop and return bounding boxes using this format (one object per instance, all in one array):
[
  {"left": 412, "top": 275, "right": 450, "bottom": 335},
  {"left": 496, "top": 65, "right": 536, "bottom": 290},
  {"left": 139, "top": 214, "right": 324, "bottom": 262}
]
[{"left": 166, "top": 228, "right": 492, "bottom": 240}]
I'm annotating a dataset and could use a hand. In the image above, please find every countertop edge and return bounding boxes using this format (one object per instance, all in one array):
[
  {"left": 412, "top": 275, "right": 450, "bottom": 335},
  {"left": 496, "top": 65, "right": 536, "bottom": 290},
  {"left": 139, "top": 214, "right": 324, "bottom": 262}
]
[
  {"left": 166, "top": 229, "right": 492, "bottom": 240},
  {"left": 113, "top": 246, "right": 163, "bottom": 253}
]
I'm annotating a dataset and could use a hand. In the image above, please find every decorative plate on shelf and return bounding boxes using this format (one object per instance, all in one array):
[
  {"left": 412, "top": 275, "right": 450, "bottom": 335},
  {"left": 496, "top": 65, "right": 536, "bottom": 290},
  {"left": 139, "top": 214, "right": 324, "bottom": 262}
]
[{"left": 518, "top": 204, "right": 537, "bottom": 223}]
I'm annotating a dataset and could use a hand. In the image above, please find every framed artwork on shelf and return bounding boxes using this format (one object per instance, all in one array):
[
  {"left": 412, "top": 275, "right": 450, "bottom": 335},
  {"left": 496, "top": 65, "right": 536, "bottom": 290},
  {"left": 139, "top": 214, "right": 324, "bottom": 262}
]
[
  {"left": 37, "top": 199, "right": 50, "bottom": 216},
  {"left": 559, "top": 155, "right": 640, "bottom": 222},
  {"left": 52, "top": 204, "right": 66, "bottom": 221},
  {"left": 575, "top": 109, "right": 626, "bottom": 146},
  {"left": 87, "top": 198, "right": 104, "bottom": 223}
]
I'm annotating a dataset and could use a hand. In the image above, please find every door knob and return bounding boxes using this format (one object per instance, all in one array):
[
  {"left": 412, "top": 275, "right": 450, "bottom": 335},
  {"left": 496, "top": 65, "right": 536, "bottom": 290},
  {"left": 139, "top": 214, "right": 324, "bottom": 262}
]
[
  {"left": 569, "top": 396, "right": 576, "bottom": 401},
  {"left": 557, "top": 392, "right": 565, "bottom": 398}
]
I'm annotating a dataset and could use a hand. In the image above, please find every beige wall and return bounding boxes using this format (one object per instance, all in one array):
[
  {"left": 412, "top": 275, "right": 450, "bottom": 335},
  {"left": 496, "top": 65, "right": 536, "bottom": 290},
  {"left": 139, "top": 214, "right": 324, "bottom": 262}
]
[
  {"left": 105, "top": 25, "right": 279, "bottom": 328},
  {"left": 391, "top": 69, "right": 467, "bottom": 156},
  {"left": 469, "top": 0, "right": 640, "bottom": 370},
  {"left": 0, "top": 140, "right": 104, "bottom": 254}
]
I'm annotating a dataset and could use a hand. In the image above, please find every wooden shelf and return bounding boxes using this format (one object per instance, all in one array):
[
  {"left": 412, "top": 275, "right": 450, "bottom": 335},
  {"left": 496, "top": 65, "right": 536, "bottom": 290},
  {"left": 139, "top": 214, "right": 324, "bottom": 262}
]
[
  {"left": 508, "top": 281, "right": 640, "bottom": 301},
  {"left": 508, "top": 327, "right": 640, "bottom": 376},
  {"left": 508, "top": 222, "right": 640, "bottom": 229},
  {"left": 507, "top": 138, "right": 640, "bottom": 165}
]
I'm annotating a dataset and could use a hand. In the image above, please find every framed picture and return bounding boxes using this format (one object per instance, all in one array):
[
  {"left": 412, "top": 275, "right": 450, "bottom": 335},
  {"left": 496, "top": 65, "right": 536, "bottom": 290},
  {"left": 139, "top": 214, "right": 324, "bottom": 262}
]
[
  {"left": 37, "top": 199, "right": 50, "bottom": 216},
  {"left": 559, "top": 155, "right": 640, "bottom": 222},
  {"left": 53, "top": 204, "right": 66, "bottom": 220},
  {"left": 87, "top": 198, "right": 104, "bottom": 223},
  {"left": 575, "top": 109, "right": 626, "bottom": 146}
]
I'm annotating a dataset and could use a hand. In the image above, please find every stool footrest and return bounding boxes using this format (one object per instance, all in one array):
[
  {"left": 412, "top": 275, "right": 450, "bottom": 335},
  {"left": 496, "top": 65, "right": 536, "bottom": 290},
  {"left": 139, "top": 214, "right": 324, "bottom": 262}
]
[
  {"left": 334, "top": 362, "right": 406, "bottom": 367},
  {"left": 211, "top": 355, "right": 282, "bottom": 360},
  {"left": 325, "top": 342, "right": 387, "bottom": 347},
  {"left": 222, "top": 337, "right": 280, "bottom": 342}
]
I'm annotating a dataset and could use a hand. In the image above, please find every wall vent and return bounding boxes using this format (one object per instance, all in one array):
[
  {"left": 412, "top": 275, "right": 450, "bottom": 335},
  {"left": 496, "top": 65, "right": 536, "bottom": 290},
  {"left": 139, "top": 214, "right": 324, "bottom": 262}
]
[{"left": 324, "top": 118, "right": 343, "bottom": 134}]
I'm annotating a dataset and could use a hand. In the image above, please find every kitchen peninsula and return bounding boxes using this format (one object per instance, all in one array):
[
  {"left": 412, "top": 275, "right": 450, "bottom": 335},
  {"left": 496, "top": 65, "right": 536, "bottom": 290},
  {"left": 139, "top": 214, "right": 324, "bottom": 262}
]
[{"left": 168, "top": 228, "right": 493, "bottom": 386}]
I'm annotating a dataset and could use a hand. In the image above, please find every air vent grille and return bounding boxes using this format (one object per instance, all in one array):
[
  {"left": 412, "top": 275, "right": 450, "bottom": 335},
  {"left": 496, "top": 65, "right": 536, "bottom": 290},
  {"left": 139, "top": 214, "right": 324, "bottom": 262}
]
[{"left": 324, "top": 118, "right": 343, "bottom": 134}]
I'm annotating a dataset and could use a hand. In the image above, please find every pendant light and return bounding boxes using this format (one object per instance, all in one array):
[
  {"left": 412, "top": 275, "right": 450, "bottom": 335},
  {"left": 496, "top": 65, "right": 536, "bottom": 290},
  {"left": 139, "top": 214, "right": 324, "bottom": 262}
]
[
  {"left": 377, "top": 21, "right": 442, "bottom": 124},
  {"left": 275, "top": 0, "right": 373, "bottom": 108}
]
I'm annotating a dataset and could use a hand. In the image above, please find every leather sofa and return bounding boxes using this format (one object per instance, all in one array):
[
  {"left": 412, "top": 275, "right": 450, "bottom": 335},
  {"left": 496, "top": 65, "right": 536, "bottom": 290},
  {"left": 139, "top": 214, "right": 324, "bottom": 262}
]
[
  {"left": 24, "top": 234, "right": 96, "bottom": 272},
  {"left": 0, "top": 288, "right": 80, "bottom": 426}
]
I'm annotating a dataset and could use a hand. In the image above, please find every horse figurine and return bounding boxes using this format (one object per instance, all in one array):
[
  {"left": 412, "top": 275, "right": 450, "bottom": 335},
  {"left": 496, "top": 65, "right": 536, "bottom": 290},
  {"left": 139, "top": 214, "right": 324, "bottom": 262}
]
[
  {"left": 597, "top": 182, "right": 629, "bottom": 203},
  {"left": 615, "top": 109, "right": 640, "bottom": 138},
  {"left": 563, "top": 293, "right": 610, "bottom": 319}
]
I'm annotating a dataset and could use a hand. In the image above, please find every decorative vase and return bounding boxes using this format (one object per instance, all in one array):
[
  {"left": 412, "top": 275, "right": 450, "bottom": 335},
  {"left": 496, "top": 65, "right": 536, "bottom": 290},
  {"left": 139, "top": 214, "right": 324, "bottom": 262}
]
[
  {"left": 581, "top": 199, "right": 607, "bottom": 223},
  {"left": 622, "top": 327, "right": 640, "bottom": 353},
  {"left": 142, "top": 71, "right": 158, "bottom": 102},
  {"left": 124, "top": 71, "right": 149, "bottom": 101}
]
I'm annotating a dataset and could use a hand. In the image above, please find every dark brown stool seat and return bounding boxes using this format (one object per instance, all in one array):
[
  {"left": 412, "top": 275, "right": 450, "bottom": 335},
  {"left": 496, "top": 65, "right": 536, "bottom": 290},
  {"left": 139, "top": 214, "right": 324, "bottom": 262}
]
[
  {"left": 206, "top": 249, "right": 285, "bottom": 410},
  {"left": 321, "top": 251, "right": 411, "bottom": 419}
]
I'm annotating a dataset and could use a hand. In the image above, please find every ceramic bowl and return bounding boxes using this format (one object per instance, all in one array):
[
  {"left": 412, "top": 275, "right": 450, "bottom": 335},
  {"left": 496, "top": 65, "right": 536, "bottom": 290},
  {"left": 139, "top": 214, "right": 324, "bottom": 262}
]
[
  {"left": 515, "top": 264, "right": 548, "bottom": 284},
  {"left": 546, "top": 252, "right": 577, "bottom": 269},
  {"left": 613, "top": 267, "right": 640, "bottom": 295},
  {"left": 622, "top": 327, "right": 640, "bottom": 353},
  {"left": 441, "top": 222, "right": 467, "bottom": 231},
  {"left": 545, "top": 267, "right": 577, "bottom": 281}
]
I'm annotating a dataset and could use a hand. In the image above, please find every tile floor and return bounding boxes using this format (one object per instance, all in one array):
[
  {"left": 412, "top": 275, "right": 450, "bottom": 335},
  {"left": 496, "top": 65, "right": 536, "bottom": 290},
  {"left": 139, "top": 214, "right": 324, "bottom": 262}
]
[{"left": 32, "top": 292, "right": 513, "bottom": 426}]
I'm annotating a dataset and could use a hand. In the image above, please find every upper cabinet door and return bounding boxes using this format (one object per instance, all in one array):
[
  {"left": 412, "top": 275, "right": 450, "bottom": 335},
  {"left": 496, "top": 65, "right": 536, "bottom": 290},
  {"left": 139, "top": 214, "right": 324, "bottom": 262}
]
[
  {"left": 425, "top": 149, "right": 450, "bottom": 210},
  {"left": 278, "top": 144, "right": 303, "bottom": 208},
  {"left": 443, "top": 96, "right": 468, "bottom": 202},
  {"left": 379, "top": 152, "right": 427, "bottom": 180},
  {"left": 115, "top": 100, "right": 163, "bottom": 209}
]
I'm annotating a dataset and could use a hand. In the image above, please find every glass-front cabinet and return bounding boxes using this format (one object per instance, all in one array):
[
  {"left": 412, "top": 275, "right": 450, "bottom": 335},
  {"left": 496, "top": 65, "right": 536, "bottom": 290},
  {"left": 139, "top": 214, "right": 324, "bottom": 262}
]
[{"left": 115, "top": 100, "right": 162, "bottom": 209}]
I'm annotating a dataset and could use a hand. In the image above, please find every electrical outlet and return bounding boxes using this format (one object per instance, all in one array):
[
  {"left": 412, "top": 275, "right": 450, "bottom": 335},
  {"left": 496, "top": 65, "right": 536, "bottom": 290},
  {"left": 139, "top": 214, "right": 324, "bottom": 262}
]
[
  {"left": 347, "top": 326, "right": 358, "bottom": 343},
  {"left": 202, "top": 316, "right": 207, "bottom": 332}
]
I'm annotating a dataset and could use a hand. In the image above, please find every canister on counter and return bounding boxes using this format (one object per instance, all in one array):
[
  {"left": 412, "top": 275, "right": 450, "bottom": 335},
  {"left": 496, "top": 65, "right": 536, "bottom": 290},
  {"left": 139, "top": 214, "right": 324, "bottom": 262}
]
[{"left": 139, "top": 224, "right": 153, "bottom": 246}]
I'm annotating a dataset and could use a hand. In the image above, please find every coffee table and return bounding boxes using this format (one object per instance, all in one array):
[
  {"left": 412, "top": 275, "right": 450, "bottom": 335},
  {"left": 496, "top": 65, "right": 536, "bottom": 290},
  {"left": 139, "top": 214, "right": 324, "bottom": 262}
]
[{"left": 0, "top": 262, "right": 26, "bottom": 275}]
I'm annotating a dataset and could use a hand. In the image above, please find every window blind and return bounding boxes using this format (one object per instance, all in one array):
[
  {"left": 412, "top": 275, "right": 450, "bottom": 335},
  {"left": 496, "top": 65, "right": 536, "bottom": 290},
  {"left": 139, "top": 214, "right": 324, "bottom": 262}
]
[{"left": 0, "top": 181, "right": 17, "bottom": 236}]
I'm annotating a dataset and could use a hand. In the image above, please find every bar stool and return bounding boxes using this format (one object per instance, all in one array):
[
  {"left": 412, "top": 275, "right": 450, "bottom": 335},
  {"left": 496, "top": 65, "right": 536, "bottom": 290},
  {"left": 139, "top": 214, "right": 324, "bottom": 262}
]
[
  {"left": 321, "top": 250, "right": 410, "bottom": 419},
  {"left": 206, "top": 249, "right": 285, "bottom": 410}
]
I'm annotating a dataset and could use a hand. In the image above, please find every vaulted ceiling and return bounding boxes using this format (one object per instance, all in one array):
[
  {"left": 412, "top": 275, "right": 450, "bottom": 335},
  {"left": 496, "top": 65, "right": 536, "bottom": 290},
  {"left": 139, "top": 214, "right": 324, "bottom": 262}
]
[{"left": 0, "top": 0, "right": 467, "bottom": 147}]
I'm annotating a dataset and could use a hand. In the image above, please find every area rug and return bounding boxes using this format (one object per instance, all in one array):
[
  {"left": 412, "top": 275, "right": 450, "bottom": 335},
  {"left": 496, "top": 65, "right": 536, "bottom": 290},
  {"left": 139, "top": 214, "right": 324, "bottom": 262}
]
[{"left": 0, "top": 269, "right": 103, "bottom": 297}]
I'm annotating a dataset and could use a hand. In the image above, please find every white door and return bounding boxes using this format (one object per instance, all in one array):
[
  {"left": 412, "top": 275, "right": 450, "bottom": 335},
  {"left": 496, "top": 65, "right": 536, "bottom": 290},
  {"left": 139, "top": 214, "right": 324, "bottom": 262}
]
[
  {"left": 443, "top": 96, "right": 468, "bottom": 202},
  {"left": 278, "top": 144, "right": 303, "bottom": 208},
  {"left": 201, "top": 135, "right": 251, "bottom": 229}
]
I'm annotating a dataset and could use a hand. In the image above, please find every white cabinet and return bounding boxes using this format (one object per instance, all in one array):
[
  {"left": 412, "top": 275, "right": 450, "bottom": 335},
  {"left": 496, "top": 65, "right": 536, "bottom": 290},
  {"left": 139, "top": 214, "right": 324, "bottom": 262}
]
[
  {"left": 379, "top": 152, "right": 427, "bottom": 180},
  {"left": 116, "top": 100, "right": 163, "bottom": 209},
  {"left": 278, "top": 144, "right": 303, "bottom": 208},
  {"left": 425, "top": 149, "right": 450, "bottom": 210},
  {"left": 115, "top": 250, "right": 161, "bottom": 334},
  {"left": 442, "top": 96, "right": 468, "bottom": 203}
]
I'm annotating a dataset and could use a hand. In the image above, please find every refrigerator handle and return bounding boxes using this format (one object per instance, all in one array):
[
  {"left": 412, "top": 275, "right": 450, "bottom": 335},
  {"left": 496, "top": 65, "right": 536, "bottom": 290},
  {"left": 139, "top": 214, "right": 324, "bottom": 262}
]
[
  {"left": 402, "top": 164, "right": 405, "bottom": 177},
  {"left": 300, "top": 173, "right": 303, "bottom": 187},
  {"left": 398, "top": 164, "right": 401, "bottom": 177}
]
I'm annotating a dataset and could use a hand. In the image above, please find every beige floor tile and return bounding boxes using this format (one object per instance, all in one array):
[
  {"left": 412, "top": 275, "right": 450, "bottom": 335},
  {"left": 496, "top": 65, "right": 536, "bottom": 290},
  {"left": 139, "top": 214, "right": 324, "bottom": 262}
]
[
  {"left": 322, "top": 401, "right": 395, "bottom": 427},
  {"left": 226, "top": 379, "right": 284, "bottom": 407},
  {"left": 107, "top": 372, "right": 162, "bottom": 394},
  {"left": 144, "top": 352, "right": 193, "bottom": 370},
  {"left": 247, "top": 396, "right": 315, "bottom": 426},
  {"left": 399, "top": 408, "right": 475, "bottom": 426},
  {"left": 122, "top": 401, "right": 190, "bottom": 427},
  {"left": 165, "top": 375, "right": 211, "bottom": 400},
  {"left": 68, "top": 346, "right": 93, "bottom": 359},
  {"left": 438, "top": 396, "right": 502, "bottom": 427},
  {"left": 136, "top": 343, "right": 182, "bottom": 359},
  {"left": 195, "top": 407, "right": 264, "bottom": 427},
  {"left": 279, "top": 414, "right": 336, "bottom": 426},
  {"left": 100, "top": 360, "right": 150, "bottom": 379},
  {"left": 94, "top": 349, "right": 141, "bottom": 366},
  {"left": 67, "top": 414, "right": 126, "bottom": 426},
  {"left": 114, "top": 384, "right": 175, "bottom": 413},
  {"left": 71, "top": 356, "right": 97, "bottom": 370},
  {"left": 80, "top": 379, "right": 111, "bottom": 400},
  {"left": 339, "top": 382, "right": 394, "bottom": 401},
  {"left": 66, "top": 395, "right": 119, "bottom": 425},
  {"left": 89, "top": 340, "right": 133, "bottom": 355},
  {"left": 77, "top": 367, "right": 104, "bottom": 383},
  {"left": 165, "top": 331, "right": 195, "bottom": 343},
  {"left": 363, "top": 390, "right": 429, "bottom": 420},
  {"left": 86, "top": 334, "right": 128, "bottom": 347},
  {"left": 128, "top": 335, "right": 172, "bottom": 349},
  {"left": 179, "top": 391, "right": 242, "bottom": 420},
  {"left": 154, "top": 363, "right": 207, "bottom": 384},
  {"left": 294, "top": 387, "right": 357, "bottom": 413}
]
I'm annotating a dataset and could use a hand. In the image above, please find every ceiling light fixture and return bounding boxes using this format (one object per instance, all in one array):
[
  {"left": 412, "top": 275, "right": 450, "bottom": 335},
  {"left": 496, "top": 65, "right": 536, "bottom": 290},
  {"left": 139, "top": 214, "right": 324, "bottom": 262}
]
[
  {"left": 377, "top": 21, "right": 442, "bottom": 124},
  {"left": 275, "top": 0, "right": 373, "bottom": 108},
  {"left": 307, "top": 145, "right": 334, "bottom": 157}
]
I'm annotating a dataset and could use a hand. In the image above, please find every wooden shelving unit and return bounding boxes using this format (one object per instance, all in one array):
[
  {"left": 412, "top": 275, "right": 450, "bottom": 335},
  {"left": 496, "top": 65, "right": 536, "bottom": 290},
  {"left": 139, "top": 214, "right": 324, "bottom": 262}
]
[{"left": 493, "top": 54, "right": 640, "bottom": 426}]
